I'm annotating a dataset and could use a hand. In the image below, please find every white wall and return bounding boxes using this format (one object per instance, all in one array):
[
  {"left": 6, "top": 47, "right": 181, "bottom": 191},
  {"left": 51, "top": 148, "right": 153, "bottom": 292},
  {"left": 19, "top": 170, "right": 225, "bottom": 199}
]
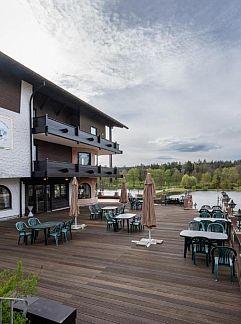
[
  {"left": 0, "top": 81, "right": 32, "bottom": 178},
  {"left": 0, "top": 178, "right": 25, "bottom": 218}
]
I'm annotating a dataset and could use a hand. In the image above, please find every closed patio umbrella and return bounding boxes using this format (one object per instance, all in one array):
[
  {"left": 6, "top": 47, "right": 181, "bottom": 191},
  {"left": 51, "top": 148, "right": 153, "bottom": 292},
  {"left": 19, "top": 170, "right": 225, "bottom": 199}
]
[
  {"left": 132, "top": 173, "right": 163, "bottom": 247},
  {"left": 119, "top": 178, "right": 128, "bottom": 204},
  {"left": 69, "top": 177, "right": 82, "bottom": 230}
]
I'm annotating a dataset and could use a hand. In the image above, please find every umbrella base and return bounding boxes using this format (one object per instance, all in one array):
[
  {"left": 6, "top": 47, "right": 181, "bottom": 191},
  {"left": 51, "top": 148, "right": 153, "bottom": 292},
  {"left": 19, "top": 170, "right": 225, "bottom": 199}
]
[
  {"left": 132, "top": 238, "right": 163, "bottom": 247},
  {"left": 71, "top": 224, "right": 87, "bottom": 230}
]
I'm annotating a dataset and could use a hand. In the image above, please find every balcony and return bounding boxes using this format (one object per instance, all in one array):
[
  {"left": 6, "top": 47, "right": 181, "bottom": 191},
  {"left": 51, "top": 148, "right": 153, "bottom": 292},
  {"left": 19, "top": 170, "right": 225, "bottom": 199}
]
[
  {"left": 33, "top": 160, "right": 118, "bottom": 178},
  {"left": 33, "top": 115, "right": 122, "bottom": 154}
]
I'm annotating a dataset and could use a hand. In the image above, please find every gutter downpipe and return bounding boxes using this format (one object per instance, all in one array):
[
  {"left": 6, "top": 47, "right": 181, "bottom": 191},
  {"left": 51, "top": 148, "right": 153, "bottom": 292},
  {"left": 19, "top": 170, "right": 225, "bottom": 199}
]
[{"left": 29, "top": 82, "right": 46, "bottom": 176}]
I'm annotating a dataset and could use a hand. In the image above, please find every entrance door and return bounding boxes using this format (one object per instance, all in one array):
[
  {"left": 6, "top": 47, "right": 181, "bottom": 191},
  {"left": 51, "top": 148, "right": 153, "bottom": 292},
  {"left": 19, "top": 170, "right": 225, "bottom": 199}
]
[{"left": 26, "top": 184, "right": 51, "bottom": 214}]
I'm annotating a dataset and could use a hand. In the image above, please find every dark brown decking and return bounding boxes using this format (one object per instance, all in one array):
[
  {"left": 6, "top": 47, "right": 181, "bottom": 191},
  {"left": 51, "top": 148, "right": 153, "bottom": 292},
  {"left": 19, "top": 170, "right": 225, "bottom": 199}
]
[{"left": 1, "top": 205, "right": 241, "bottom": 324}]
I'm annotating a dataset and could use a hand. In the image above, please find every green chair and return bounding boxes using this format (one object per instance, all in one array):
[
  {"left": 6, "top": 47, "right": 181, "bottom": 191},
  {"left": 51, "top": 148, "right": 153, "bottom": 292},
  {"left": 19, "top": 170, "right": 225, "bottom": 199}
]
[
  {"left": 188, "top": 220, "right": 204, "bottom": 231},
  {"left": 212, "top": 211, "right": 225, "bottom": 218},
  {"left": 105, "top": 212, "right": 117, "bottom": 231},
  {"left": 211, "top": 246, "right": 237, "bottom": 282},
  {"left": 207, "top": 223, "right": 225, "bottom": 233},
  {"left": 61, "top": 222, "right": 69, "bottom": 242},
  {"left": 64, "top": 218, "right": 74, "bottom": 240},
  {"left": 16, "top": 221, "right": 32, "bottom": 245},
  {"left": 88, "top": 205, "right": 99, "bottom": 220},
  {"left": 191, "top": 236, "right": 210, "bottom": 266},
  {"left": 28, "top": 217, "right": 41, "bottom": 242},
  {"left": 200, "top": 219, "right": 212, "bottom": 231},
  {"left": 199, "top": 211, "right": 211, "bottom": 218},
  {"left": 130, "top": 216, "right": 143, "bottom": 232},
  {"left": 48, "top": 225, "right": 62, "bottom": 246}
]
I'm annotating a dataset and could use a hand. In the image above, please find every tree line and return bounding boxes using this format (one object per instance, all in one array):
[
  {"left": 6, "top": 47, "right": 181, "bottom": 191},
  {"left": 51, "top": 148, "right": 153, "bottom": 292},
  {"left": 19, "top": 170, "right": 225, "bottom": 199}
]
[{"left": 98, "top": 160, "right": 241, "bottom": 191}]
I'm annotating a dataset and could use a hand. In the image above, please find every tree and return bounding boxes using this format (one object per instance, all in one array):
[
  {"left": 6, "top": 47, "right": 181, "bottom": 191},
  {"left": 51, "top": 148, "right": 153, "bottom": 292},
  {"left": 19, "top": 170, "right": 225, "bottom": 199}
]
[
  {"left": 126, "top": 168, "right": 139, "bottom": 188},
  {"left": 181, "top": 174, "right": 197, "bottom": 189},
  {"left": 171, "top": 168, "right": 182, "bottom": 186}
]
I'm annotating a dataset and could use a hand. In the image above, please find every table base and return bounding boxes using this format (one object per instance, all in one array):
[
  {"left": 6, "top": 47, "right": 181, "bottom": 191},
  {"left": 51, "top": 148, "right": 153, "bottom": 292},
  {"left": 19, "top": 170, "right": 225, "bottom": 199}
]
[{"left": 132, "top": 238, "right": 163, "bottom": 248}]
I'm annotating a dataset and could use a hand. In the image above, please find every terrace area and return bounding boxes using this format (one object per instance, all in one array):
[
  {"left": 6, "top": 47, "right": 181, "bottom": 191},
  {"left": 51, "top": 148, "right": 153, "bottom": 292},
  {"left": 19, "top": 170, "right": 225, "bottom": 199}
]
[{"left": 1, "top": 204, "right": 241, "bottom": 323}]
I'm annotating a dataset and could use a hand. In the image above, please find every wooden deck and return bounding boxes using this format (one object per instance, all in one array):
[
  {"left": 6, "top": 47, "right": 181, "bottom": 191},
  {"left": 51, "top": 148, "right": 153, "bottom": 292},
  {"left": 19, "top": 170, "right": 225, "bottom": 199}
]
[{"left": 1, "top": 204, "right": 241, "bottom": 323}]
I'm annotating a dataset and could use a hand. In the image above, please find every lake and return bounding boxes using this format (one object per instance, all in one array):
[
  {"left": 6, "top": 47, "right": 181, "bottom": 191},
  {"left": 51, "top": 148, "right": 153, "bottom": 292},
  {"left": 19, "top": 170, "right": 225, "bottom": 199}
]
[{"left": 101, "top": 189, "right": 241, "bottom": 210}]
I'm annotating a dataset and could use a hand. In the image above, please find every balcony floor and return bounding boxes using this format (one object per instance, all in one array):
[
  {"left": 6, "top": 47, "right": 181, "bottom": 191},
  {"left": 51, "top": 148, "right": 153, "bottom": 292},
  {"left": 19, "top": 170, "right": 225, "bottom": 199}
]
[{"left": 1, "top": 205, "right": 241, "bottom": 323}]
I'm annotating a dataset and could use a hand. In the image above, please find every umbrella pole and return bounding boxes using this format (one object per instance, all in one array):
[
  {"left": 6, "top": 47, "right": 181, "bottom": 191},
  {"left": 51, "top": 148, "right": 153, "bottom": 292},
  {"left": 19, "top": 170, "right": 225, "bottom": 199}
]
[{"left": 132, "top": 227, "right": 163, "bottom": 247}]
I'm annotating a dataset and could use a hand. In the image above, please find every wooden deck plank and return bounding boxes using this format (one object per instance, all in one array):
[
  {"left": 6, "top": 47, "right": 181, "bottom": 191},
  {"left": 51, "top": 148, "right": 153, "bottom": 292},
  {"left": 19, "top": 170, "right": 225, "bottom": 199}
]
[{"left": 0, "top": 204, "right": 241, "bottom": 323}]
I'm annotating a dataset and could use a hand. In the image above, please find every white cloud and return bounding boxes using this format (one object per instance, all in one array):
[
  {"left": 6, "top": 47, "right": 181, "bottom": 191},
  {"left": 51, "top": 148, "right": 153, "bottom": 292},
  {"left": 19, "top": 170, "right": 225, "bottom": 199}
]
[{"left": 1, "top": 0, "right": 241, "bottom": 166}]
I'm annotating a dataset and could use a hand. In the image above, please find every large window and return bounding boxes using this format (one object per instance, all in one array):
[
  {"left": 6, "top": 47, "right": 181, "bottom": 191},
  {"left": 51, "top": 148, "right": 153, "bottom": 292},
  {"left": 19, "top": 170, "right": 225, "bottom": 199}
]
[
  {"left": 78, "top": 183, "right": 91, "bottom": 199},
  {"left": 78, "top": 152, "right": 91, "bottom": 166},
  {"left": 0, "top": 185, "right": 11, "bottom": 210},
  {"left": 54, "top": 184, "right": 67, "bottom": 199}
]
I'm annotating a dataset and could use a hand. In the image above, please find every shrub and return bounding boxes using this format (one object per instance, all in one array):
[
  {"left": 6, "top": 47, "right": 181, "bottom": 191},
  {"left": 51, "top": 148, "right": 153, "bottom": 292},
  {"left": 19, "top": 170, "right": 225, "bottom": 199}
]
[{"left": 0, "top": 260, "right": 39, "bottom": 324}]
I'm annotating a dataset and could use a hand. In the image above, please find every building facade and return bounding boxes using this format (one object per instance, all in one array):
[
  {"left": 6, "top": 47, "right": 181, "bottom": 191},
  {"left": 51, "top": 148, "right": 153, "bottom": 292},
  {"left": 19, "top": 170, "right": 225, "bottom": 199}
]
[{"left": 0, "top": 52, "right": 127, "bottom": 219}]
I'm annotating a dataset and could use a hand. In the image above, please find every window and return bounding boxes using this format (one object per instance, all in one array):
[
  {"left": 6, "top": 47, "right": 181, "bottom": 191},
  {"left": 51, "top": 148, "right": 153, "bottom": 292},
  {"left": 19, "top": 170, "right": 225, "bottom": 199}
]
[
  {"left": 0, "top": 185, "right": 11, "bottom": 210},
  {"left": 90, "top": 126, "right": 97, "bottom": 135},
  {"left": 78, "top": 183, "right": 91, "bottom": 199},
  {"left": 54, "top": 184, "right": 67, "bottom": 199},
  {"left": 78, "top": 152, "right": 91, "bottom": 166}
]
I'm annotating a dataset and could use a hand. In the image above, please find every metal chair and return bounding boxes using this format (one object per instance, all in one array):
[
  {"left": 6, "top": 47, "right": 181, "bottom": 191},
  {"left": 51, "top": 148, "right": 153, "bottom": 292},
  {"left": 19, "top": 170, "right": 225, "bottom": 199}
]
[{"left": 211, "top": 246, "right": 237, "bottom": 282}]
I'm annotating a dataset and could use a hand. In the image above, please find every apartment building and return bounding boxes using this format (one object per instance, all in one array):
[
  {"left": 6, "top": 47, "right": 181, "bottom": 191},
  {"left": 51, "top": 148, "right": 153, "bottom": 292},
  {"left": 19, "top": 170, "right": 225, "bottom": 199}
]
[{"left": 0, "top": 51, "right": 127, "bottom": 218}]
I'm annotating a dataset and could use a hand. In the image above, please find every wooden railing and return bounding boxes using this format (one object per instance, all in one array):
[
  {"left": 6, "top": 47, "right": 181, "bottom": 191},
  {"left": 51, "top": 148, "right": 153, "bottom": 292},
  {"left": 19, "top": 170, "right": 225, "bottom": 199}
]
[
  {"left": 33, "top": 159, "right": 118, "bottom": 178},
  {"left": 33, "top": 115, "right": 122, "bottom": 154}
]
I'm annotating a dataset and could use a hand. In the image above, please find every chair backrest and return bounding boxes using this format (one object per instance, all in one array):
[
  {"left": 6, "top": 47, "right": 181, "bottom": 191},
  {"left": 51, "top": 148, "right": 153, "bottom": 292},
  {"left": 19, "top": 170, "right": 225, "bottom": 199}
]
[
  {"left": 201, "top": 205, "right": 211, "bottom": 210},
  {"left": 105, "top": 211, "right": 114, "bottom": 221},
  {"left": 211, "top": 246, "right": 237, "bottom": 266},
  {"left": 212, "top": 211, "right": 224, "bottom": 218},
  {"left": 94, "top": 204, "right": 102, "bottom": 212},
  {"left": 89, "top": 205, "right": 96, "bottom": 213},
  {"left": 28, "top": 217, "right": 41, "bottom": 227},
  {"left": 50, "top": 224, "right": 62, "bottom": 234},
  {"left": 16, "top": 221, "right": 27, "bottom": 232},
  {"left": 214, "top": 219, "right": 227, "bottom": 231},
  {"left": 191, "top": 236, "right": 209, "bottom": 253},
  {"left": 199, "top": 211, "right": 211, "bottom": 218},
  {"left": 207, "top": 222, "right": 225, "bottom": 233},
  {"left": 188, "top": 221, "right": 204, "bottom": 231},
  {"left": 212, "top": 206, "right": 222, "bottom": 211},
  {"left": 200, "top": 219, "right": 212, "bottom": 231}
]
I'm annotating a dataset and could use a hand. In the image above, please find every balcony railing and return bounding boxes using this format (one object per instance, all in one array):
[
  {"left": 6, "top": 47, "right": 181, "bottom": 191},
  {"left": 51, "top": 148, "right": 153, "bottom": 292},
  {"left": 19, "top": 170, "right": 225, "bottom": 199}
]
[
  {"left": 33, "top": 160, "right": 118, "bottom": 178},
  {"left": 33, "top": 115, "right": 122, "bottom": 154}
]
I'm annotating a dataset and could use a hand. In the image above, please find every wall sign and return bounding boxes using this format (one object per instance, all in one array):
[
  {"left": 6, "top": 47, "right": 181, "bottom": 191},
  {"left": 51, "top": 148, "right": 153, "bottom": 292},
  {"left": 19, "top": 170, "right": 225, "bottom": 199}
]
[{"left": 0, "top": 115, "right": 13, "bottom": 150}]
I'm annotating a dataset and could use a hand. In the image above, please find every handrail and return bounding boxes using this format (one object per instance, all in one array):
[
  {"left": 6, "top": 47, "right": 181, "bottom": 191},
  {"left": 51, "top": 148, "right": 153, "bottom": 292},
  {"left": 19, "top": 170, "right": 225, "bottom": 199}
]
[{"left": 0, "top": 297, "right": 28, "bottom": 324}]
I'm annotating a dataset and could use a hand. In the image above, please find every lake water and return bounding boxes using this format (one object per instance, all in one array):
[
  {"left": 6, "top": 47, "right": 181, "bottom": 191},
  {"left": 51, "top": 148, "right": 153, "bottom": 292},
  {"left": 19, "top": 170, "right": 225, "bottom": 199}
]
[{"left": 101, "top": 189, "right": 241, "bottom": 211}]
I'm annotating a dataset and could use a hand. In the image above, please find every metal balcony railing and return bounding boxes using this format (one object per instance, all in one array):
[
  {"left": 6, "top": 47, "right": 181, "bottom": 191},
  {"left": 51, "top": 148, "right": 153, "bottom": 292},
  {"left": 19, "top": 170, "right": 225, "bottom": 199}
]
[{"left": 33, "top": 115, "right": 122, "bottom": 154}]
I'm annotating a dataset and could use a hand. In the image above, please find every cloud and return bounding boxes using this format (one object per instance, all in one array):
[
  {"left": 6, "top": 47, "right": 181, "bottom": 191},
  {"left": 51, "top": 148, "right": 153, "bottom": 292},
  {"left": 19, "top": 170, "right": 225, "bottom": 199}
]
[{"left": 1, "top": 0, "right": 241, "bottom": 166}]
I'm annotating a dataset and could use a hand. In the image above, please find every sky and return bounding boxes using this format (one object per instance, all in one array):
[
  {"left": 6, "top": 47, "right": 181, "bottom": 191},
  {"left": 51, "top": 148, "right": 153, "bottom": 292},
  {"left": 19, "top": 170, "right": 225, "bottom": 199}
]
[{"left": 1, "top": 0, "right": 241, "bottom": 167}]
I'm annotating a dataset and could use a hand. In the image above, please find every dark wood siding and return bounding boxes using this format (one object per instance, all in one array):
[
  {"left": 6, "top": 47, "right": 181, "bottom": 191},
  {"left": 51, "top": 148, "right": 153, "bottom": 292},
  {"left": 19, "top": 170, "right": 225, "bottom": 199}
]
[
  {"left": 35, "top": 140, "right": 72, "bottom": 163},
  {"left": 0, "top": 68, "right": 21, "bottom": 113},
  {"left": 34, "top": 93, "right": 79, "bottom": 126}
]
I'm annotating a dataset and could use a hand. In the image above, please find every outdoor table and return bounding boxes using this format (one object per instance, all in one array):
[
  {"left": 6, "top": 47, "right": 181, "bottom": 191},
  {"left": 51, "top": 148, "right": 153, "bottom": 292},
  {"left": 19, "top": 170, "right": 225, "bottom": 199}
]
[
  {"left": 180, "top": 229, "right": 228, "bottom": 258},
  {"left": 101, "top": 206, "right": 118, "bottom": 217},
  {"left": 31, "top": 221, "right": 63, "bottom": 245},
  {"left": 193, "top": 217, "right": 231, "bottom": 237},
  {"left": 115, "top": 213, "right": 136, "bottom": 233}
]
